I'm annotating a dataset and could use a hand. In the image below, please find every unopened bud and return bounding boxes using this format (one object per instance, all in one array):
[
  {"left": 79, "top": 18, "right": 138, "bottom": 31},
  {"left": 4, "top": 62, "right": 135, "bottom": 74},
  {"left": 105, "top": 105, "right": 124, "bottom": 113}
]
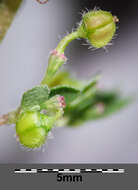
[
  {"left": 57, "top": 96, "right": 66, "bottom": 108},
  {"left": 43, "top": 95, "right": 66, "bottom": 120},
  {"left": 42, "top": 49, "right": 67, "bottom": 85},
  {"left": 16, "top": 111, "right": 54, "bottom": 148},
  {"left": 78, "top": 10, "right": 118, "bottom": 48}
]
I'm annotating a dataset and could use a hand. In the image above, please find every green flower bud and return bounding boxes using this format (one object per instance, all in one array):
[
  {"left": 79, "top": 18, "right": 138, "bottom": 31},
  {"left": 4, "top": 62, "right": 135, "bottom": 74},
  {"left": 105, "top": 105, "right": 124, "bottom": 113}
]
[
  {"left": 41, "top": 49, "right": 67, "bottom": 85},
  {"left": 16, "top": 111, "right": 53, "bottom": 148},
  {"left": 78, "top": 10, "right": 118, "bottom": 48}
]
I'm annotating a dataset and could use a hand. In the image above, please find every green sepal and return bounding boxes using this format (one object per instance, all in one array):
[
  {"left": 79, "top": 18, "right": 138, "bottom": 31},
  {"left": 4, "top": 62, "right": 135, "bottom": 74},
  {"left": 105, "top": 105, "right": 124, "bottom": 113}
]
[
  {"left": 42, "top": 95, "right": 65, "bottom": 120},
  {"left": 41, "top": 52, "right": 66, "bottom": 85},
  {"left": 21, "top": 85, "right": 50, "bottom": 111}
]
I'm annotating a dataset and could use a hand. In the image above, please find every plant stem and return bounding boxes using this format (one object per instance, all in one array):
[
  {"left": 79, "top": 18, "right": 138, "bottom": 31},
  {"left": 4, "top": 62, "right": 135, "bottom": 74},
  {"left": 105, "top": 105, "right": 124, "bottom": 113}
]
[
  {"left": 56, "top": 31, "right": 79, "bottom": 53},
  {"left": 0, "top": 114, "right": 9, "bottom": 125},
  {"left": 41, "top": 31, "right": 79, "bottom": 84},
  {"left": 0, "top": 108, "right": 20, "bottom": 126}
]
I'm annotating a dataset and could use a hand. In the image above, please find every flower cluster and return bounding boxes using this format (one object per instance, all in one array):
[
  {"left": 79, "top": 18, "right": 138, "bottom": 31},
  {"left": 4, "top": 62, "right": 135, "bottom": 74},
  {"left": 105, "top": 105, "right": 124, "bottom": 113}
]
[{"left": 0, "top": 8, "right": 129, "bottom": 150}]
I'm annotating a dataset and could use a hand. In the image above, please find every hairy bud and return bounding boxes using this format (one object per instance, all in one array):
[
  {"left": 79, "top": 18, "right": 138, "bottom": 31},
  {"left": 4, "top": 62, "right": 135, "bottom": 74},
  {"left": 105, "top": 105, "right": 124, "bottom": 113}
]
[
  {"left": 41, "top": 49, "right": 67, "bottom": 85},
  {"left": 16, "top": 111, "right": 53, "bottom": 148},
  {"left": 78, "top": 10, "right": 118, "bottom": 48}
]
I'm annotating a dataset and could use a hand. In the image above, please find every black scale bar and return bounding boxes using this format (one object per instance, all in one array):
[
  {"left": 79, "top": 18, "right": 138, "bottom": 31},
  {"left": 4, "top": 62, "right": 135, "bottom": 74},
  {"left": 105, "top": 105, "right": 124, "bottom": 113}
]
[{"left": 14, "top": 168, "right": 125, "bottom": 174}]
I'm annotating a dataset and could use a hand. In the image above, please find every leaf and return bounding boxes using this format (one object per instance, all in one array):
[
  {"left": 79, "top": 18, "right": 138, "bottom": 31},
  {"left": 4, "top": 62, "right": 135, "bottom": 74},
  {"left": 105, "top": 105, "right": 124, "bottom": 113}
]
[
  {"left": 43, "top": 70, "right": 84, "bottom": 89},
  {"left": 44, "top": 71, "right": 70, "bottom": 87},
  {"left": 0, "top": 0, "right": 22, "bottom": 42},
  {"left": 82, "top": 97, "right": 132, "bottom": 121},
  {"left": 67, "top": 75, "right": 99, "bottom": 112},
  {"left": 49, "top": 85, "right": 80, "bottom": 105},
  {"left": 93, "top": 90, "right": 120, "bottom": 104},
  {"left": 68, "top": 87, "right": 97, "bottom": 112},
  {"left": 67, "top": 91, "right": 132, "bottom": 126},
  {"left": 21, "top": 85, "right": 50, "bottom": 111},
  {"left": 82, "top": 74, "right": 100, "bottom": 92}
]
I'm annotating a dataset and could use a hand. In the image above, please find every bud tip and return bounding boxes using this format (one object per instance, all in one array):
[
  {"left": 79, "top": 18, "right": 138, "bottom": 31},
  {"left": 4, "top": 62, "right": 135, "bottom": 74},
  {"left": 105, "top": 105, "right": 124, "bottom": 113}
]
[
  {"left": 50, "top": 49, "right": 67, "bottom": 62},
  {"left": 58, "top": 96, "right": 66, "bottom": 108},
  {"left": 113, "top": 16, "right": 119, "bottom": 23}
]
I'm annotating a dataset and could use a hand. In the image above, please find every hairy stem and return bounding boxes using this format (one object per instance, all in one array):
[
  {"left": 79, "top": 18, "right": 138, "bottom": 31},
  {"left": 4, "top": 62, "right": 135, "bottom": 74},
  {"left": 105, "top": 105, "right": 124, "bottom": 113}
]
[
  {"left": 41, "top": 31, "right": 79, "bottom": 84},
  {"left": 56, "top": 31, "right": 79, "bottom": 53}
]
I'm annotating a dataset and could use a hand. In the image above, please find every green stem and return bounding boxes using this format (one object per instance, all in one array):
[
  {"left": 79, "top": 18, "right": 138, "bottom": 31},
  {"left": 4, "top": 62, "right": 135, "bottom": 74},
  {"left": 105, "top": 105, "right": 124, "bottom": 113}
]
[
  {"left": 56, "top": 31, "right": 79, "bottom": 53},
  {"left": 41, "top": 31, "right": 80, "bottom": 85}
]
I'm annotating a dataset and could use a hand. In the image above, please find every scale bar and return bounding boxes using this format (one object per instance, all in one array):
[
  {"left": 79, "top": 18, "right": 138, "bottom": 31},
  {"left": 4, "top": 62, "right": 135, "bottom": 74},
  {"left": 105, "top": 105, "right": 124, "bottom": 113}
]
[
  {"left": 15, "top": 169, "right": 37, "bottom": 173},
  {"left": 59, "top": 169, "right": 80, "bottom": 173},
  {"left": 14, "top": 168, "right": 125, "bottom": 174},
  {"left": 102, "top": 169, "right": 124, "bottom": 173}
]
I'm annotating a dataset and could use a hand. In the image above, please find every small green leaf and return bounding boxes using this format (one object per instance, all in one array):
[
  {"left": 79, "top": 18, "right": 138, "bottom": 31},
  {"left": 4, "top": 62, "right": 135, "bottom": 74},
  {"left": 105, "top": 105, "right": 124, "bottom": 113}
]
[
  {"left": 82, "top": 75, "right": 100, "bottom": 92},
  {"left": 43, "top": 70, "right": 84, "bottom": 89},
  {"left": 49, "top": 85, "right": 80, "bottom": 105},
  {"left": 67, "top": 76, "right": 99, "bottom": 112},
  {"left": 68, "top": 87, "right": 97, "bottom": 112},
  {"left": 82, "top": 97, "right": 132, "bottom": 121},
  {"left": 21, "top": 85, "right": 50, "bottom": 111},
  {"left": 67, "top": 91, "right": 132, "bottom": 126}
]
